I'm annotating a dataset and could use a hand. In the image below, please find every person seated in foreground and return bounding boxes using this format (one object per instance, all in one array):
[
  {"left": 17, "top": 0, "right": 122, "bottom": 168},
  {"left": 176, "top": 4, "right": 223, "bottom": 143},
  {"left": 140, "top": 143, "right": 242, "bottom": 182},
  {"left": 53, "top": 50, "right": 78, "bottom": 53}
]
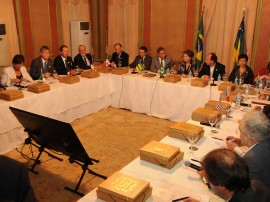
[
  {"left": 1, "top": 54, "right": 33, "bottom": 87},
  {"left": 73, "top": 45, "right": 93, "bottom": 69},
  {"left": 191, "top": 149, "right": 270, "bottom": 202},
  {"left": 110, "top": 43, "right": 129, "bottom": 67},
  {"left": 0, "top": 155, "right": 37, "bottom": 202},
  {"left": 198, "top": 52, "right": 225, "bottom": 81},
  {"left": 175, "top": 49, "right": 196, "bottom": 77},
  {"left": 30, "top": 45, "right": 55, "bottom": 80},
  {"left": 150, "top": 46, "right": 173, "bottom": 73},
  {"left": 228, "top": 53, "right": 254, "bottom": 85},
  {"left": 226, "top": 110, "right": 270, "bottom": 187},
  {"left": 129, "top": 46, "right": 152, "bottom": 71}
]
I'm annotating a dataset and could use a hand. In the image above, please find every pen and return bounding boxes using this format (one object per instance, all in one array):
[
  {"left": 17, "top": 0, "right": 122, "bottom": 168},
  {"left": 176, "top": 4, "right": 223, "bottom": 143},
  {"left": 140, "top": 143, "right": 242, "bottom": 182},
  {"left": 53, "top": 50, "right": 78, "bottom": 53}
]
[
  {"left": 211, "top": 137, "right": 224, "bottom": 141},
  {"left": 172, "top": 196, "right": 190, "bottom": 202},
  {"left": 191, "top": 158, "right": 201, "bottom": 163}
]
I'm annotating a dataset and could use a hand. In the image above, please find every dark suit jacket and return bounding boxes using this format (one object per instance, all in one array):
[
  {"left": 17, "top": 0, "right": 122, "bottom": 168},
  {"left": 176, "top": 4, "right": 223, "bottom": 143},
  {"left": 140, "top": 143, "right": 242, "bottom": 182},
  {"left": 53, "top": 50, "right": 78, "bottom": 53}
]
[
  {"left": 30, "top": 56, "right": 54, "bottom": 80},
  {"left": 229, "top": 181, "right": 270, "bottom": 202},
  {"left": 73, "top": 53, "right": 93, "bottom": 69},
  {"left": 110, "top": 51, "right": 129, "bottom": 67},
  {"left": 244, "top": 141, "right": 270, "bottom": 187},
  {"left": 54, "top": 55, "right": 74, "bottom": 75},
  {"left": 150, "top": 55, "right": 173, "bottom": 73},
  {"left": 0, "top": 155, "right": 37, "bottom": 202},
  {"left": 228, "top": 65, "right": 254, "bottom": 84},
  {"left": 198, "top": 62, "right": 225, "bottom": 80},
  {"left": 129, "top": 54, "right": 152, "bottom": 70}
]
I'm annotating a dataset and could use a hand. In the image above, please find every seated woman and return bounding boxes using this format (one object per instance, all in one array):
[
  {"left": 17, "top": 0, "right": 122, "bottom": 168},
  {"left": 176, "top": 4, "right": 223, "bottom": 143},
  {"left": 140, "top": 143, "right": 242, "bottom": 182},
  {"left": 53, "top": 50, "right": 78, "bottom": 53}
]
[
  {"left": 226, "top": 110, "right": 270, "bottom": 187},
  {"left": 175, "top": 49, "right": 196, "bottom": 77},
  {"left": 228, "top": 53, "right": 254, "bottom": 85},
  {"left": 1, "top": 54, "right": 33, "bottom": 87}
]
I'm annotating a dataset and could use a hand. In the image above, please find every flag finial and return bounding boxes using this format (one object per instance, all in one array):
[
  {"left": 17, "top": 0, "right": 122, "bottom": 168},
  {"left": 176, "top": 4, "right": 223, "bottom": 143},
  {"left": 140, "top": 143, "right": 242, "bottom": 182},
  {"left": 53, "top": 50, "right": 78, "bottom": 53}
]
[
  {"left": 243, "top": 6, "right": 247, "bottom": 17},
  {"left": 202, "top": 5, "right": 205, "bottom": 14}
]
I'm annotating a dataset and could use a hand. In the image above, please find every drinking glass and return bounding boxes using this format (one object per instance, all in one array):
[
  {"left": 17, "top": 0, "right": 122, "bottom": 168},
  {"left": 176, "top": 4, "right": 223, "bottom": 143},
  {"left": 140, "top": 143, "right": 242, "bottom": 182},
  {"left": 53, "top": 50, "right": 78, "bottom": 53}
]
[
  {"left": 118, "top": 60, "right": 122, "bottom": 67},
  {"left": 245, "top": 84, "right": 250, "bottom": 99},
  {"left": 222, "top": 74, "right": 227, "bottom": 82},
  {"left": 188, "top": 132, "right": 198, "bottom": 152},
  {"left": 194, "top": 69, "right": 199, "bottom": 77},
  {"left": 208, "top": 116, "right": 218, "bottom": 133}
]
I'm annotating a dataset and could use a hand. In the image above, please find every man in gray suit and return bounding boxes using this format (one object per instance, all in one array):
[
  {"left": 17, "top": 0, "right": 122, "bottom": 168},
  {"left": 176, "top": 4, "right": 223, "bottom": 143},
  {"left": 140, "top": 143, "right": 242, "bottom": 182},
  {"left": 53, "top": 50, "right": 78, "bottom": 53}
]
[
  {"left": 30, "top": 45, "right": 55, "bottom": 80},
  {"left": 150, "top": 47, "right": 173, "bottom": 73},
  {"left": 226, "top": 110, "right": 270, "bottom": 187}
]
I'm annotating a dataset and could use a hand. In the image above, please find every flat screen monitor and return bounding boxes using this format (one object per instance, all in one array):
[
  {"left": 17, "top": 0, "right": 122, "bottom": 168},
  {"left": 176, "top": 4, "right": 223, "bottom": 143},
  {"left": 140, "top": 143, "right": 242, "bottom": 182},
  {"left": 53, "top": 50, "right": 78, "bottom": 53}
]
[{"left": 9, "top": 107, "right": 92, "bottom": 165}]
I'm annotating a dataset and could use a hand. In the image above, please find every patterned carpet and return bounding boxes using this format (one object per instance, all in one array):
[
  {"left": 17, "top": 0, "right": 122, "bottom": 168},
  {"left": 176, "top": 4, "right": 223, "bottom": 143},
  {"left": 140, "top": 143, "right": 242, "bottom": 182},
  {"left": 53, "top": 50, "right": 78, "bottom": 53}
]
[{"left": 4, "top": 107, "right": 175, "bottom": 202}]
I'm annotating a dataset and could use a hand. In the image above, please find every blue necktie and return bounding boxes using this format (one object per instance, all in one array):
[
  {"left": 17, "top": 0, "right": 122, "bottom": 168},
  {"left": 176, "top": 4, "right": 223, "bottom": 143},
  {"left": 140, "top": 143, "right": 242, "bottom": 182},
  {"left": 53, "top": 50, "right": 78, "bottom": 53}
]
[{"left": 43, "top": 61, "right": 48, "bottom": 73}]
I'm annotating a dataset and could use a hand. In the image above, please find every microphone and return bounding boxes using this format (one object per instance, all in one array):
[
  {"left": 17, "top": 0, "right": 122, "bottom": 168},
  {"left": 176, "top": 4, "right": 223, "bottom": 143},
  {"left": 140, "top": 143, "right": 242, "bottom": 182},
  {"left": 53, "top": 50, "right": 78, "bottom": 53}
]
[
  {"left": 184, "top": 161, "right": 202, "bottom": 171},
  {"left": 210, "top": 77, "right": 217, "bottom": 86}
]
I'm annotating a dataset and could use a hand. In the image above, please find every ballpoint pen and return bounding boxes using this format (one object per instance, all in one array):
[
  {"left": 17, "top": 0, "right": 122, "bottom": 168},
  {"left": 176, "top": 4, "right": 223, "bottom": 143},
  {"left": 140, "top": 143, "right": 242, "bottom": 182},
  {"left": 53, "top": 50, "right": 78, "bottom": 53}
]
[{"left": 172, "top": 196, "right": 190, "bottom": 202}]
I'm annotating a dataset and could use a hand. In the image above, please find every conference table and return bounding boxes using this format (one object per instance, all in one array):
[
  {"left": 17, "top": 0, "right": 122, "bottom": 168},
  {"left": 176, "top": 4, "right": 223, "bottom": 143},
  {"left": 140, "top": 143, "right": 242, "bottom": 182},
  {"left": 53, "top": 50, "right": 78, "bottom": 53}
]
[
  {"left": 0, "top": 71, "right": 221, "bottom": 154},
  {"left": 78, "top": 103, "right": 253, "bottom": 202}
]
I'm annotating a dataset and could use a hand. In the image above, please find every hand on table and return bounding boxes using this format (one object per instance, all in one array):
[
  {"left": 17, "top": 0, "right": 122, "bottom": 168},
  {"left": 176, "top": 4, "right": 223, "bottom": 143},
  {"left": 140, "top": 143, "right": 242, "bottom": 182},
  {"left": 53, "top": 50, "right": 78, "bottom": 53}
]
[
  {"left": 183, "top": 197, "right": 200, "bottom": 202},
  {"left": 44, "top": 72, "right": 51, "bottom": 78}
]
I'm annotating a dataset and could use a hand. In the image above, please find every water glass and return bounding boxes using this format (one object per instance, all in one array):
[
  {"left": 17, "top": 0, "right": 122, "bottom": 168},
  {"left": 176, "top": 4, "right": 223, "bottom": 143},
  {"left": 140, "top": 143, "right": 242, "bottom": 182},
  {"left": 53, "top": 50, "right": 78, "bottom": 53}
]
[
  {"left": 188, "top": 132, "right": 198, "bottom": 152},
  {"left": 208, "top": 116, "right": 218, "bottom": 133}
]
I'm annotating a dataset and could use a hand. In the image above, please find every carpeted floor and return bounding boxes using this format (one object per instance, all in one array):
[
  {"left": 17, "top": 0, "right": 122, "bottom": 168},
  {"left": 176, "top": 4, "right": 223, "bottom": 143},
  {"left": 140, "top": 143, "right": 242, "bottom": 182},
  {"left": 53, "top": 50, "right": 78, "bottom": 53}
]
[{"left": 4, "top": 107, "right": 175, "bottom": 202}]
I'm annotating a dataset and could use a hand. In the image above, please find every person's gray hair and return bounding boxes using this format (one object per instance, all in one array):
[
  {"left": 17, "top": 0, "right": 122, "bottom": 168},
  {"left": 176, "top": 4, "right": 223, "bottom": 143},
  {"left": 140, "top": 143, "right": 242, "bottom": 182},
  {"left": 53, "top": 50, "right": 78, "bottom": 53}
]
[{"left": 239, "top": 110, "right": 270, "bottom": 143}]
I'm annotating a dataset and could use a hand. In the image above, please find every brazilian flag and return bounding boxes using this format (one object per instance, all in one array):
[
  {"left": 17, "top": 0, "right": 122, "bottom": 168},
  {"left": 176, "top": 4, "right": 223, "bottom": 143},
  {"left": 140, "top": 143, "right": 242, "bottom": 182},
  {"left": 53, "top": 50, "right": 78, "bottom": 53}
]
[
  {"left": 136, "top": 63, "right": 143, "bottom": 72},
  {"left": 232, "top": 17, "right": 245, "bottom": 67},
  {"left": 195, "top": 14, "right": 204, "bottom": 69}
]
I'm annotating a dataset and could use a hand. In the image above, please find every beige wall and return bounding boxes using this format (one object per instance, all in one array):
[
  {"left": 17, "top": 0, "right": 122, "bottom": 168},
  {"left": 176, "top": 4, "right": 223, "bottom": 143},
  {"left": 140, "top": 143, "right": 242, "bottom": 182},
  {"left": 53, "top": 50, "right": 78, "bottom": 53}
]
[
  {"left": 150, "top": 0, "right": 187, "bottom": 61},
  {"left": 29, "top": 0, "right": 52, "bottom": 58}
]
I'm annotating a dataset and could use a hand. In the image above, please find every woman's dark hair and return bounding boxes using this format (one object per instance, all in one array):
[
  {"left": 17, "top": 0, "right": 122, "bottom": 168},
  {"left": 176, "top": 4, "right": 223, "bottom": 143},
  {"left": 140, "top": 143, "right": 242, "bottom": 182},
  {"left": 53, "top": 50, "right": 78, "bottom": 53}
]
[
  {"left": 183, "top": 49, "right": 194, "bottom": 58},
  {"left": 238, "top": 53, "right": 248, "bottom": 62},
  {"left": 12, "top": 54, "right": 25, "bottom": 64}
]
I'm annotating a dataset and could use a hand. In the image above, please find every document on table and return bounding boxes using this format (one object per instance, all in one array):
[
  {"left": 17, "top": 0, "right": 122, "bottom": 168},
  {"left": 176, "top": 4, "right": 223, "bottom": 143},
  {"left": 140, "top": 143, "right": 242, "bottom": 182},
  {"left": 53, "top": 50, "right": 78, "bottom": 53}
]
[{"left": 151, "top": 184, "right": 211, "bottom": 202}]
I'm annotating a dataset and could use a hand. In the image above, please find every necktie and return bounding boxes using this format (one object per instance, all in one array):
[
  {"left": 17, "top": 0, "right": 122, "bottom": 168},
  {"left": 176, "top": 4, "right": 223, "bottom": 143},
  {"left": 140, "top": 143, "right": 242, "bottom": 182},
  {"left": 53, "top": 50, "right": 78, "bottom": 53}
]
[
  {"left": 83, "top": 56, "right": 87, "bottom": 65},
  {"left": 141, "top": 57, "right": 144, "bottom": 64},
  {"left": 65, "top": 59, "right": 69, "bottom": 71},
  {"left": 43, "top": 61, "right": 48, "bottom": 73},
  {"left": 160, "top": 59, "right": 164, "bottom": 67}
]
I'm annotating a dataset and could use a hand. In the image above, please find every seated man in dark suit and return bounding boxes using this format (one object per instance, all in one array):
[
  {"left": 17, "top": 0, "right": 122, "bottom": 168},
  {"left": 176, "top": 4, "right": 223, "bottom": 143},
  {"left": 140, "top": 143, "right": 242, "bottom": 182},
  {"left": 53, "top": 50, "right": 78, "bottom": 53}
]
[
  {"left": 196, "top": 149, "right": 270, "bottom": 202},
  {"left": 129, "top": 46, "right": 152, "bottom": 71},
  {"left": 150, "top": 47, "right": 173, "bottom": 73},
  {"left": 226, "top": 110, "right": 270, "bottom": 187},
  {"left": 54, "top": 45, "right": 75, "bottom": 75},
  {"left": 0, "top": 155, "right": 37, "bottom": 202},
  {"left": 110, "top": 43, "right": 129, "bottom": 67},
  {"left": 198, "top": 52, "right": 225, "bottom": 80},
  {"left": 73, "top": 45, "right": 93, "bottom": 69},
  {"left": 30, "top": 45, "right": 55, "bottom": 80}
]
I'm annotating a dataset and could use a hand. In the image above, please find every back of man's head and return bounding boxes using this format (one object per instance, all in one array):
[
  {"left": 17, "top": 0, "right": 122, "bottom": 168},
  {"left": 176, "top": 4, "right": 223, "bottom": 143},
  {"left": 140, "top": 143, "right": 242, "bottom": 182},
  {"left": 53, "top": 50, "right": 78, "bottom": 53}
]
[{"left": 202, "top": 149, "right": 250, "bottom": 193}]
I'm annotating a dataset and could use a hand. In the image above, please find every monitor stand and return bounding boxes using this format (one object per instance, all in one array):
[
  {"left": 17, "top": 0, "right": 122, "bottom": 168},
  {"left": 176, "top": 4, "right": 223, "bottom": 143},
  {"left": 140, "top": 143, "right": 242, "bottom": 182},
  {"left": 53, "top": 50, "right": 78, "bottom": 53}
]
[{"left": 25, "top": 130, "right": 63, "bottom": 175}]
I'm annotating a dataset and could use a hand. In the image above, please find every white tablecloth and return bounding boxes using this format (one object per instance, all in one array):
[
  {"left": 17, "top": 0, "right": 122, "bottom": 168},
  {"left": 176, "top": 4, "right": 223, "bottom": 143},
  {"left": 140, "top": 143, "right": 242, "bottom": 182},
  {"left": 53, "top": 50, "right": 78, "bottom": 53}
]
[
  {"left": 111, "top": 73, "right": 221, "bottom": 121},
  {"left": 78, "top": 107, "right": 249, "bottom": 202},
  {"left": 0, "top": 73, "right": 222, "bottom": 154},
  {"left": 0, "top": 74, "right": 113, "bottom": 154}
]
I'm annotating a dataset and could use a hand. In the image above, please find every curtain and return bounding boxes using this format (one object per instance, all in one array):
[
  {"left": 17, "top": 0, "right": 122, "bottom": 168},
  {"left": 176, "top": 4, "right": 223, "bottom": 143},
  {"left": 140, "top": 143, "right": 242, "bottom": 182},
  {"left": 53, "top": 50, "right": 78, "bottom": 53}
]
[
  {"left": 108, "top": 0, "right": 139, "bottom": 62},
  {"left": 202, "top": 0, "right": 257, "bottom": 74},
  {"left": 60, "top": 0, "right": 90, "bottom": 48},
  {"left": 0, "top": 0, "right": 20, "bottom": 66}
]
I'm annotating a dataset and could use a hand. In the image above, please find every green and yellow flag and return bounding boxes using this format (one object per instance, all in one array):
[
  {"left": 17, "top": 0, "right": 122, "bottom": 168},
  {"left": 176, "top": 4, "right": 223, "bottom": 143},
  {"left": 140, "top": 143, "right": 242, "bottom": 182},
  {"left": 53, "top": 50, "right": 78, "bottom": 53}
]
[
  {"left": 136, "top": 63, "right": 143, "bottom": 72},
  {"left": 232, "top": 17, "right": 245, "bottom": 67},
  {"left": 195, "top": 14, "right": 204, "bottom": 69}
]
